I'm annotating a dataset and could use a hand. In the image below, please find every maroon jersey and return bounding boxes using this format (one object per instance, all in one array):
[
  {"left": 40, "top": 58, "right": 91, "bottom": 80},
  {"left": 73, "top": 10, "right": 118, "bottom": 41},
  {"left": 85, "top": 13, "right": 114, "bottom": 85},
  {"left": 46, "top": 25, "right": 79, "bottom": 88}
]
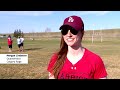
[{"left": 47, "top": 48, "right": 107, "bottom": 79}]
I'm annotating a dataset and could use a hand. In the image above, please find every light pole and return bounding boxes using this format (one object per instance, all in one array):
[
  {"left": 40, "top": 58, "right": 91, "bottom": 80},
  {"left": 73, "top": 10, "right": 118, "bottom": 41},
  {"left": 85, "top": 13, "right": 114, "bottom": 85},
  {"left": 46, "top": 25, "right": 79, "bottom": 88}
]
[
  {"left": 100, "top": 27, "right": 103, "bottom": 43},
  {"left": 92, "top": 24, "right": 95, "bottom": 43}
]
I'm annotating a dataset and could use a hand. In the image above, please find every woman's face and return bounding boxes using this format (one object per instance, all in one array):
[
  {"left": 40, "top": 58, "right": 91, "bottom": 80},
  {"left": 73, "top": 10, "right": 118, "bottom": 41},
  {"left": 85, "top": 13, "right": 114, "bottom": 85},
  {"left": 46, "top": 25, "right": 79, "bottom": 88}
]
[{"left": 62, "top": 28, "right": 83, "bottom": 47}]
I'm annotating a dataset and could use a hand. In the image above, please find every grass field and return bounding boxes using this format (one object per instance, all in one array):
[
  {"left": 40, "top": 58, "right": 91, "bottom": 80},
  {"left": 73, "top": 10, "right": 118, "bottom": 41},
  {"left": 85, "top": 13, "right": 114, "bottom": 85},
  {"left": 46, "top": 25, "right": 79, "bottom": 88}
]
[{"left": 0, "top": 34, "right": 120, "bottom": 79}]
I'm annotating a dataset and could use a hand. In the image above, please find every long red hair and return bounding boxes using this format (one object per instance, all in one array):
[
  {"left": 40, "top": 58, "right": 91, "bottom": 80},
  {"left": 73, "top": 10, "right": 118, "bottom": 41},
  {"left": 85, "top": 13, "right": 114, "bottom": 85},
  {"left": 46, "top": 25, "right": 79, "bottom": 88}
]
[{"left": 51, "top": 36, "right": 67, "bottom": 79}]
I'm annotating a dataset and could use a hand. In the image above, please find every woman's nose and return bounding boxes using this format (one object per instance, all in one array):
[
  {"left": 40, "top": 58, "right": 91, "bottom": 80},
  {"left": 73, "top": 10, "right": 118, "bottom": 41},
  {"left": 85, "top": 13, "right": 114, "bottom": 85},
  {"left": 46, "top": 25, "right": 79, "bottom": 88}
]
[{"left": 66, "top": 30, "right": 72, "bottom": 36}]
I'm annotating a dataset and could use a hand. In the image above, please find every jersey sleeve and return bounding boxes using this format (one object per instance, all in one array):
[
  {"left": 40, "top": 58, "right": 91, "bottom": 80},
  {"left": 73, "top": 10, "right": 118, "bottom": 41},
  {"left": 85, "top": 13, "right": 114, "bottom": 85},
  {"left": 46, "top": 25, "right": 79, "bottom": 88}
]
[
  {"left": 93, "top": 56, "right": 107, "bottom": 79},
  {"left": 47, "top": 53, "right": 58, "bottom": 73}
]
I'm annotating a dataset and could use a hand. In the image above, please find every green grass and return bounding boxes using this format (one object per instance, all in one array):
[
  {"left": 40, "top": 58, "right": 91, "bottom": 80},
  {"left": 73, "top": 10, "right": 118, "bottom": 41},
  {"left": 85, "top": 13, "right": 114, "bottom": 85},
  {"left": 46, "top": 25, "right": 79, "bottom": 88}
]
[{"left": 0, "top": 37, "right": 120, "bottom": 79}]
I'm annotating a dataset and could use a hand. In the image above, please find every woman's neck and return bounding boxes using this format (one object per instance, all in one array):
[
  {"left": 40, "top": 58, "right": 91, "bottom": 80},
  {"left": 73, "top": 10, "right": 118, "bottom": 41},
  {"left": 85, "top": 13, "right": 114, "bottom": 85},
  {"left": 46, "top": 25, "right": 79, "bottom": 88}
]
[
  {"left": 67, "top": 45, "right": 84, "bottom": 56},
  {"left": 67, "top": 46, "right": 85, "bottom": 65}
]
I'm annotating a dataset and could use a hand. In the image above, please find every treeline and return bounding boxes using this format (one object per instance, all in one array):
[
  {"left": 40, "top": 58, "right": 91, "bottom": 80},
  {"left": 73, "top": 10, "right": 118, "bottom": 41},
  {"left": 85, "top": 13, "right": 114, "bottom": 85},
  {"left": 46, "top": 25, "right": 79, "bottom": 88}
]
[{"left": 14, "top": 29, "right": 24, "bottom": 38}]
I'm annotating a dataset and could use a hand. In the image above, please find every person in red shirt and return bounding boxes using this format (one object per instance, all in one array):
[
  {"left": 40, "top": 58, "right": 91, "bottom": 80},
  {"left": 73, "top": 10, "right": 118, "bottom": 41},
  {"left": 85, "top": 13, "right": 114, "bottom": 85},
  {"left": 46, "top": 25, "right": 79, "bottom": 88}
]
[
  {"left": 47, "top": 15, "right": 107, "bottom": 79},
  {"left": 7, "top": 35, "right": 13, "bottom": 52}
]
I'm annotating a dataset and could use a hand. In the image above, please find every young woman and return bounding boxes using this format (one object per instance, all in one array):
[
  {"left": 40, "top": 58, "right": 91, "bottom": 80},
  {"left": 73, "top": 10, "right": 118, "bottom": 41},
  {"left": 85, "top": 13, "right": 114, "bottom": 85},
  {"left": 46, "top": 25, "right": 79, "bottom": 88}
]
[
  {"left": 7, "top": 35, "right": 13, "bottom": 52},
  {"left": 20, "top": 36, "right": 24, "bottom": 52},
  {"left": 47, "top": 15, "right": 107, "bottom": 79},
  {"left": 17, "top": 36, "right": 21, "bottom": 52}
]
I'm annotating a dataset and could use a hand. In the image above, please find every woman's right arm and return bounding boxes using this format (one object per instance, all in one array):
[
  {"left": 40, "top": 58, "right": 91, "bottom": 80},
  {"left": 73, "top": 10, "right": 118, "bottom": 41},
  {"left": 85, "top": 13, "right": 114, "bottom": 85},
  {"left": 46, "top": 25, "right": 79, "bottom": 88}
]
[
  {"left": 49, "top": 72, "right": 55, "bottom": 79},
  {"left": 48, "top": 53, "right": 58, "bottom": 79}
]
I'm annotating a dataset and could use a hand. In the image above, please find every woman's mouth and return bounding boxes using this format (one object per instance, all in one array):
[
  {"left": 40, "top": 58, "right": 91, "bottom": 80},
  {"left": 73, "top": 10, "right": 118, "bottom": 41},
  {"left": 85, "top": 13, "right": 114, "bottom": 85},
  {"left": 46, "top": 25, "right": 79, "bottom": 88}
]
[{"left": 67, "top": 38, "right": 74, "bottom": 42}]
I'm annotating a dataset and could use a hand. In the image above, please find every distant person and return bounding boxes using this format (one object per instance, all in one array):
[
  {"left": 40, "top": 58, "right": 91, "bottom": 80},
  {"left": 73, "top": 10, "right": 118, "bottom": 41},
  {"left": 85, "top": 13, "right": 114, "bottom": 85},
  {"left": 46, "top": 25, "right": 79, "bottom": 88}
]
[
  {"left": 20, "top": 36, "right": 24, "bottom": 52},
  {"left": 17, "top": 36, "right": 21, "bottom": 52},
  {"left": 7, "top": 35, "right": 13, "bottom": 52},
  {"left": 47, "top": 15, "right": 107, "bottom": 79}
]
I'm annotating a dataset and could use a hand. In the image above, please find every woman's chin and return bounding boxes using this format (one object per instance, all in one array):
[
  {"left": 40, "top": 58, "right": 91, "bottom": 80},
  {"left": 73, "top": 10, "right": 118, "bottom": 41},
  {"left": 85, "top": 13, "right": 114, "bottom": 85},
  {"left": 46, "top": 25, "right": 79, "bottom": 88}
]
[{"left": 67, "top": 43, "right": 74, "bottom": 47}]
